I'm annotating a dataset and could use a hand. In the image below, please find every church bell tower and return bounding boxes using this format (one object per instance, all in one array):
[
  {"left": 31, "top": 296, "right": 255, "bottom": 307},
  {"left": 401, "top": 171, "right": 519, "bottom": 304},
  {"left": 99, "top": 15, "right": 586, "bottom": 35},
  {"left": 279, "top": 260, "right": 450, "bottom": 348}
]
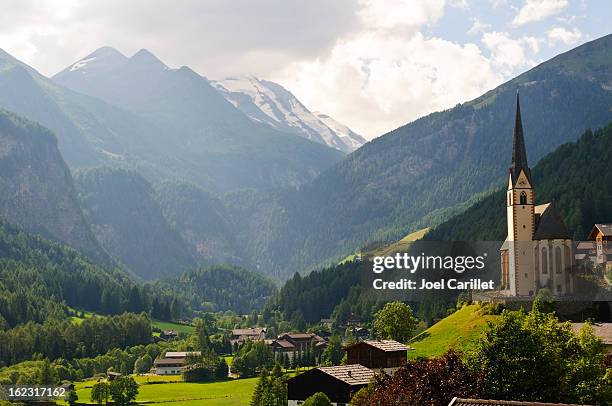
[{"left": 505, "top": 92, "right": 536, "bottom": 296}]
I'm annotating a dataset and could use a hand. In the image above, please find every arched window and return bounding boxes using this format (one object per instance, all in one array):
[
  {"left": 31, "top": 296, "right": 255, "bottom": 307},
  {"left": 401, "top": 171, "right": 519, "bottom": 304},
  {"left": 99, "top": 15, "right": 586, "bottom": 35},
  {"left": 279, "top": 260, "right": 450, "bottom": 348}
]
[
  {"left": 555, "top": 246, "right": 562, "bottom": 274},
  {"left": 520, "top": 191, "right": 527, "bottom": 205},
  {"left": 541, "top": 247, "right": 548, "bottom": 274}
]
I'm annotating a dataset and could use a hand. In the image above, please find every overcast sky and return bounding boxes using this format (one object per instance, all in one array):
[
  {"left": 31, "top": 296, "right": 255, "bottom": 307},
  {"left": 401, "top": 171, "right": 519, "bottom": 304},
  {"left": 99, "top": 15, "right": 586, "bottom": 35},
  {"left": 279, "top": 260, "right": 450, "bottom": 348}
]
[{"left": 0, "top": 0, "right": 610, "bottom": 139}]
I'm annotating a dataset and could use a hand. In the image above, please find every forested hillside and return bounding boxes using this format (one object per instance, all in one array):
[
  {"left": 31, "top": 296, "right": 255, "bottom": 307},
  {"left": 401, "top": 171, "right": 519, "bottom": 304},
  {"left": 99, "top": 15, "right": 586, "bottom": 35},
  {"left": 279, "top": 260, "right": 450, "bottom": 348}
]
[
  {"left": 74, "top": 167, "right": 196, "bottom": 279},
  {"left": 425, "top": 124, "right": 612, "bottom": 241},
  {"left": 154, "top": 265, "right": 278, "bottom": 314},
  {"left": 230, "top": 35, "right": 612, "bottom": 279},
  {"left": 0, "top": 218, "right": 180, "bottom": 327},
  {"left": 0, "top": 108, "right": 104, "bottom": 261}
]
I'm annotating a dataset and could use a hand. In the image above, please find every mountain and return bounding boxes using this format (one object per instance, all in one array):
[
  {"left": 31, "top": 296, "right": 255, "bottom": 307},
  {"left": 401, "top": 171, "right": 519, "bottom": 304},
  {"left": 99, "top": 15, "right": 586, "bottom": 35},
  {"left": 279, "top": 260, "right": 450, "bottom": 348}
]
[
  {"left": 154, "top": 181, "right": 246, "bottom": 267},
  {"left": 52, "top": 48, "right": 344, "bottom": 192},
  {"left": 74, "top": 167, "right": 196, "bottom": 280},
  {"left": 212, "top": 76, "right": 366, "bottom": 153},
  {"left": 228, "top": 35, "right": 612, "bottom": 279},
  {"left": 425, "top": 124, "right": 612, "bottom": 242},
  {"left": 0, "top": 108, "right": 104, "bottom": 260}
]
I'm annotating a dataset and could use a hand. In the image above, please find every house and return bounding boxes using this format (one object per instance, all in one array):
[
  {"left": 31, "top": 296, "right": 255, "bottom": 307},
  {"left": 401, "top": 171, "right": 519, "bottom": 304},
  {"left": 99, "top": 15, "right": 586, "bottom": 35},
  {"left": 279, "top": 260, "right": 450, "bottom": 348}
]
[
  {"left": 154, "top": 351, "right": 201, "bottom": 375},
  {"left": 345, "top": 339, "right": 411, "bottom": 372},
  {"left": 230, "top": 327, "right": 266, "bottom": 346},
  {"left": 106, "top": 371, "right": 122, "bottom": 381},
  {"left": 500, "top": 94, "right": 575, "bottom": 297},
  {"left": 448, "top": 398, "right": 589, "bottom": 405},
  {"left": 159, "top": 330, "right": 178, "bottom": 340},
  {"left": 572, "top": 322, "right": 612, "bottom": 353},
  {"left": 345, "top": 313, "right": 363, "bottom": 327},
  {"left": 288, "top": 364, "right": 374, "bottom": 406},
  {"left": 267, "top": 332, "right": 327, "bottom": 360},
  {"left": 586, "top": 224, "right": 612, "bottom": 271}
]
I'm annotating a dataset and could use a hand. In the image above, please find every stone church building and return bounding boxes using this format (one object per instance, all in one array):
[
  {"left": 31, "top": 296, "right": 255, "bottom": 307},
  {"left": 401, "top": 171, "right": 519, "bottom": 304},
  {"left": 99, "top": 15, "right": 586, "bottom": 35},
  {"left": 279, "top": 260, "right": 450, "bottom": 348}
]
[{"left": 500, "top": 94, "right": 575, "bottom": 297}]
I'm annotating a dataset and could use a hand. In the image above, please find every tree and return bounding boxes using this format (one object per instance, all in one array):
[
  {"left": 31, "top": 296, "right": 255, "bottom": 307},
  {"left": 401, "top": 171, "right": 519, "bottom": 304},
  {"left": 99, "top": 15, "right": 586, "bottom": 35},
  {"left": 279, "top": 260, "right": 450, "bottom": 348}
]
[
  {"left": 90, "top": 381, "right": 109, "bottom": 404},
  {"left": 194, "top": 317, "right": 211, "bottom": 352},
  {"left": 351, "top": 351, "right": 481, "bottom": 406},
  {"left": 108, "top": 376, "right": 139, "bottom": 406},
  {"left": 321, "top": 334, "right": 343, "bottom": 365},
  {"left": 468, "top": 306, "right": 611, "bottom": 404},
  {"left": 37, "top": 359, "right": 58, "bottom": 385},
  {"left": 373, "top": 301, "right": 417, "bottom": 343},
  {"left": 250, "top": 368, "right": 269, "bottom": 406},
  {"left": 303, "top": 392, "right": 332, "bottom": 406},
  {"left": 133, "top": 354, "right": 153, "bottom": 374},
  {"left": 66, "top": 389, "right": 78, "bottom": 406}
]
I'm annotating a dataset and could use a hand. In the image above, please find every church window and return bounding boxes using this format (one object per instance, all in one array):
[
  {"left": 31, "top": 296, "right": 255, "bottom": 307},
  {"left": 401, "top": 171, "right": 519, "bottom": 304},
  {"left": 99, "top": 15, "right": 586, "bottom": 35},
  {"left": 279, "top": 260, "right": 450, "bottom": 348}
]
[
  {"left": 541, "top": 247, "right": 548, "bottom": 274},
  {"left": 524, "top": 273, "right": 528, "bottom": 278},
  {"left": 555, "top": 246, "right": 562, "bottom": 274},
  {"left": 520, "top": 191, "right": 527, "bottom": 205}
]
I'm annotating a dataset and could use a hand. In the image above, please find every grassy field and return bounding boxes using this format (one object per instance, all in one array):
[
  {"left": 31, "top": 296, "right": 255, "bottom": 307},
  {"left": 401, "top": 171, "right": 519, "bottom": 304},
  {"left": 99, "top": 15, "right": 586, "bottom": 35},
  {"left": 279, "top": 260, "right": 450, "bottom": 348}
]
[
  {"left": 152, "top": 320, "right": 196, "bottom": 335},
  {"left": 408, "top": 304, "right": 499, "bottom": 358},
  {"left": 70, "top": 375, "right": 257, "bottom": 405},
  {"left": 339, "top": 227, "right": 430, "bottom": 264}
]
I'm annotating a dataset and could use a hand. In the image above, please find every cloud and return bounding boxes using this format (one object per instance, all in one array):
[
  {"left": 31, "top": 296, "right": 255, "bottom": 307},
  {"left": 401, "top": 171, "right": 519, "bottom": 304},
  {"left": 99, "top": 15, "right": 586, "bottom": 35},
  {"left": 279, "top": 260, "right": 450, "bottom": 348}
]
[
  {"left": 481, "top": 32, "right": 540, "bottom": 75},
  {"left": 512, "top": 0, "right": 568, "bottom": 26},
  {"left": 0, "top": 0, "right": 360, "bottom": 78},
  {"left": 547, "top": 26, "right": 583, "bottom": 45},
  {"left": 467, "top": 18, "right": 491, "bottom": 35},
  {"left": 276, "top": 0, "right": 504, "bottom": 138}
]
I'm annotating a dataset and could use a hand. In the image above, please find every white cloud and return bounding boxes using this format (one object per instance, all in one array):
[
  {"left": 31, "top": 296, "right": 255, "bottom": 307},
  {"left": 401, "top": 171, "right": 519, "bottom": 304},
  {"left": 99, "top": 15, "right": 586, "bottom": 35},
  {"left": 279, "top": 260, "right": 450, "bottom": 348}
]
[
  {"left": 481, "top": 32, "right": 541, "bottom": 75},
  {"left": 547, "top": 26, "right": 583, "bottom": 45},
  {"left": 357, "top": 0, "right": 445, "bottom": 33},
  {"left": 512, "top": 0, "right": 568, "bottom": 26},
  {"left": 275, "top": 0, "right": 504, "bottom": 139},
  {"left": 467, "top": 18, "right": 491, "bottom": 35}
]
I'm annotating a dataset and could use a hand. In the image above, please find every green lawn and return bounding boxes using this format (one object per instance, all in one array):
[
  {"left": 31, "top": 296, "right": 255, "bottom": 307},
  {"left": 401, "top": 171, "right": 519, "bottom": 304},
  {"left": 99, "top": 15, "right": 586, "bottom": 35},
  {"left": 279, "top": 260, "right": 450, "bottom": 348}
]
[
  {"left": 152, "top": 320, "right": 195, "bottom": 335},
  {"left": 72, "top": 376, "right": 258, "bottom": 405},
  {"left": 408, "top": 304, "right": 498, "bottom": 358}
]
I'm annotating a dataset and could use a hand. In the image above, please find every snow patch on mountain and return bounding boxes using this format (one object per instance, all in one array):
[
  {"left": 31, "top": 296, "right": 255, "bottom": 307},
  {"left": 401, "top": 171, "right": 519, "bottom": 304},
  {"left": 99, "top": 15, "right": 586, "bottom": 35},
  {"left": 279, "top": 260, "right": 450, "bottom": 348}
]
[{"left": 212, "top": 76, "right": 364, "bottom": 153}]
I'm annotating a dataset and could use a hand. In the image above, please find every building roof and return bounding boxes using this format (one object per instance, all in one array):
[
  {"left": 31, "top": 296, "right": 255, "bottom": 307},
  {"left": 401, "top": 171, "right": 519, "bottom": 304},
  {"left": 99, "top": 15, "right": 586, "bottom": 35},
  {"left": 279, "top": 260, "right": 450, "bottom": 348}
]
[
  {"left": 232, "top": 328, "right": 265, "bottom": 336},
  {"left": 509, "top": 93, "right": 532, "bottom": 186},
  {"left": 164, "top": 351, "right": 201, "bottom": 358},
  {"left": 449, "top": 398, "right": 588, "bottom": 406},
  {"left": 154, "top": 358, "right": 185, "bottom": 366},
  {"left": 571, "top": 323, "right": 612, "bottom": 345},
  {"left": 533, "top": 203, "right": 570, "bottom": 240},
  {"left": 587, "top": 224, "right": 612, "bottom": 240},
  {"left": 278, "top": 332, "right": 325, "bottom": 342},
  {"left": 346, "top": 339, "right": 411, "bottom": 352},
  {"left": 274, "top": 339, "right": 296, "bottom": 349},
  {"left": 317, "top": 364, "right": 375, "bottom": 386}
]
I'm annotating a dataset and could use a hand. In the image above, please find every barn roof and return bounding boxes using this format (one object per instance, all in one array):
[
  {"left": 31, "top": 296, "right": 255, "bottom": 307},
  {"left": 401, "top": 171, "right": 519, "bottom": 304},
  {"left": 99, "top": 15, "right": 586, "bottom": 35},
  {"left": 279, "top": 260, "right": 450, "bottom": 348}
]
[
  {"left": 318, "top": 364, "right": 375, "bottom": 385},
  {"left": 346, "top": 339, "right": 411, "bottom": 352},
  {"left": 587, "top": 224, "right": 612, "bottom": 240},
  {"left": 448, "top": 398, "right": 589, "bottom": 406}
]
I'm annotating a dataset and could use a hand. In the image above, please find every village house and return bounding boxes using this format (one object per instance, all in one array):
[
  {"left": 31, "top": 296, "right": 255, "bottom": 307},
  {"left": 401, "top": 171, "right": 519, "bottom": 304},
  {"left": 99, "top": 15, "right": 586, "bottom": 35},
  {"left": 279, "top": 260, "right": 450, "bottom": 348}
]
[
  {"left": 230, "top": 327, "right": 266, "bottom": 347},
  {"left": 344, "top": 339, "right": 411, "bottom": 373},
  {"left": 153, "top": 351, "right": 201, "bottom": 375},
  {"left": 586, "top": 224, "right": 612, "bottom": 271},
  {"left": 267, "top": 332, "right": 327, "bottom": 360},
  {"left": 159, "top": 330, "right": 178, "bottom": 340},
  {"left": 287, "top": 364, "right": 374, "bottom": 406}
]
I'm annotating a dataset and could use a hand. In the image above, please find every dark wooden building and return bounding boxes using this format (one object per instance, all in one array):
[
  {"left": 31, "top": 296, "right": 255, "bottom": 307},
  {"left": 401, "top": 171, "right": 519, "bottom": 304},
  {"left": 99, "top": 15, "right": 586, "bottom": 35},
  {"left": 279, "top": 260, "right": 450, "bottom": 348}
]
[
  {"left": 287, "top": 364, "right": 374, "bottom": 405},
  {"left": 345, "top": 340, "right": 410, "bottom": 370},
  {"left": 449, "top": 398, "right": 586, "bottom": 405}
]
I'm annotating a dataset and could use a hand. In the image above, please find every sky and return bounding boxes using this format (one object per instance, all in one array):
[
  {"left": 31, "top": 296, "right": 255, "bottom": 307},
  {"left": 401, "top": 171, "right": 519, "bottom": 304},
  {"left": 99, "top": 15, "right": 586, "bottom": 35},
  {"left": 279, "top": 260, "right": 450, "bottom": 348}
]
[{"left": 0, "top": 0, "right": 610, "bottom": 139}]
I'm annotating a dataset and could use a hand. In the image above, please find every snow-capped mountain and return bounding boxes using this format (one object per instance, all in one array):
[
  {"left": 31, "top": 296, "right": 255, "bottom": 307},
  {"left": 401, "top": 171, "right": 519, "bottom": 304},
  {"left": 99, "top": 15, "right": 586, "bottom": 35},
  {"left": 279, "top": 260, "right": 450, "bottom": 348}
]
[{"left": 212, "top": 76, "right": 366, "bottom": 153}]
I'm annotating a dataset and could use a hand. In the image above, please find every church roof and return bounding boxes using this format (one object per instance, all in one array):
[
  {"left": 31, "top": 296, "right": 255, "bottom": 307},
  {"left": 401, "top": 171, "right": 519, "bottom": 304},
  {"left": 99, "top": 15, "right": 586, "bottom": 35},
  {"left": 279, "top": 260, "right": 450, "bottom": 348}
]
[
  {"left": 509, "top": 93, "right": 532, "bottom": 186},
  {"left": 533, "top": 203, "right": 570, "bottom": 240}
]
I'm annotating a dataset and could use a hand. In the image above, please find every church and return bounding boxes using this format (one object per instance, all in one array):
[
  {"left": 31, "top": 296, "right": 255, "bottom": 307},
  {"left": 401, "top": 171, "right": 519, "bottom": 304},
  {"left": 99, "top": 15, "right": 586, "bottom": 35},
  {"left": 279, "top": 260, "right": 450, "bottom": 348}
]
[{"left": 499, "top": 94, "right": 575, "bottom": 297}]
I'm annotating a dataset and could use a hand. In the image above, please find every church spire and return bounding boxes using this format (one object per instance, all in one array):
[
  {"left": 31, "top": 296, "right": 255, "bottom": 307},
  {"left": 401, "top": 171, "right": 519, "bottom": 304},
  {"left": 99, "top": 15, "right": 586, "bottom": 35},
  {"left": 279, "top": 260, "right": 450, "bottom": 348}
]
[{"left": 510, "top": 91, "right": 531, "bottom": 185}]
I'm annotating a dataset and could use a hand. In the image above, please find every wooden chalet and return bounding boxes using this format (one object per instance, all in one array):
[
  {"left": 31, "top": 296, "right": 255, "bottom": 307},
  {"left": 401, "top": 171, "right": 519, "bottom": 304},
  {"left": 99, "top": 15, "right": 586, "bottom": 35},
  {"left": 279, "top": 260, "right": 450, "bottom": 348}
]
[
  {"left": 288, "top": 364, "right": 374, "bottom": 406},
  {"left": 587, "top": 224, "right": 612, "bottom": 270},
  {"left": 345, "top": 339, "right": 411, "bottom": 371},
  {"left": 449, "top": 398, "right": 590, "bottom": 406}
]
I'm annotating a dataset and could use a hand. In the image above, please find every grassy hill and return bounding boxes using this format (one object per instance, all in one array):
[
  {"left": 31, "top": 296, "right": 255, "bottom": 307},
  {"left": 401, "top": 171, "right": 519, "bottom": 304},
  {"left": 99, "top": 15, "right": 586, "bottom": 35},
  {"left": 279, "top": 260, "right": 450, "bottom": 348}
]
[{"left": 408, "top": 304, "right": 499, "bottom": 359}]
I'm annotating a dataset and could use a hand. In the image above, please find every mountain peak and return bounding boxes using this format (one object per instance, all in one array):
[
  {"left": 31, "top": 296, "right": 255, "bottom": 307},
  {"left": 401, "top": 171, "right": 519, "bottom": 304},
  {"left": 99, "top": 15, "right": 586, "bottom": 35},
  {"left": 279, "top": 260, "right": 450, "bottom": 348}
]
[
  {"left": 88, "top": 46, "right": 126, "bottom": 59},
  {"left": 130, "top": 49, "right": 167, "bottom": 69}
]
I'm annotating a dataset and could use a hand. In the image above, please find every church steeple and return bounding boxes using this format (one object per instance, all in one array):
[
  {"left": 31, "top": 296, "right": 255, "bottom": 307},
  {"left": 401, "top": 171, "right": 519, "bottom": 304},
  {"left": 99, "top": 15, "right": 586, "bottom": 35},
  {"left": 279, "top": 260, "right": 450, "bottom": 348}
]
[{"left": 510, "top": 91, "right": 531, "bottom": 185}]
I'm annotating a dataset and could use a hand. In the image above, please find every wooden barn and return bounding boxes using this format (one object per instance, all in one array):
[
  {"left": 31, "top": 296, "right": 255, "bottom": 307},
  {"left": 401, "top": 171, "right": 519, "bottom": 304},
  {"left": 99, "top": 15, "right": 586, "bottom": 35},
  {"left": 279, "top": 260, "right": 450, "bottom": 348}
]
[
  {"left": 287, "top": 364, "right": 374, "bottom": 405},
  {"left": 344, "top": 339, "right": 410, "bottom": 371}
]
